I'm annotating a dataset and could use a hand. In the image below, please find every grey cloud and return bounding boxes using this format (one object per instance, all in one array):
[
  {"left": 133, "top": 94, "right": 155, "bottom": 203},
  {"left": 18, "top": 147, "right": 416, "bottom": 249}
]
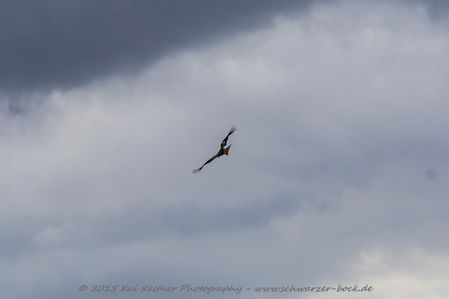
[
  {"left": 417, "top": 0, "right": 449, "bottom": 17},
  {"left": 0, "top": 0, "right": 316, "bottom": 95},
  {"left": 2, "top": 1, "right": 449, "bottom": 298},
  {"left": 1, "top": 0, "right": 447, "bottom": 97}
]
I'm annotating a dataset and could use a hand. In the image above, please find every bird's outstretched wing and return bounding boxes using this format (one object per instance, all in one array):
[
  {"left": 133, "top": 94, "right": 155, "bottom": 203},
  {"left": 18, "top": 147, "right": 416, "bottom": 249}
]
[
  {"left": 193, "top": 126, "right": 236, "bottom": 173},
  {"left": 220, "top": 126, "right": 236, "bottom": 148},
  {"left": 193, "top": 153, "right": 219, "bottom": 173}
]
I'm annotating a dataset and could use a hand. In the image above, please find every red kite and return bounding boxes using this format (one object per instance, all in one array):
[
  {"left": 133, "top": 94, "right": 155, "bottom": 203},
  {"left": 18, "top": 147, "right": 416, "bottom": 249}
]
[{"left": 193, "top": 127, "right": 236, "bottom": 173}]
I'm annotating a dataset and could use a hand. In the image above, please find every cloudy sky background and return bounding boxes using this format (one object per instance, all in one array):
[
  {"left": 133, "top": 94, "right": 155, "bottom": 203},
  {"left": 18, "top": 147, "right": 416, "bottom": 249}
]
[{"left": 1, "top": 0, "right": 449, "bottom": 298}]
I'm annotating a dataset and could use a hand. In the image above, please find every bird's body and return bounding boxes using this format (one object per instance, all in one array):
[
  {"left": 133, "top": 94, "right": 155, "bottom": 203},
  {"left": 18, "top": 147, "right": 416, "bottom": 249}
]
[{"left": 193, "top": 127, "right": 236, "bottom": 173}]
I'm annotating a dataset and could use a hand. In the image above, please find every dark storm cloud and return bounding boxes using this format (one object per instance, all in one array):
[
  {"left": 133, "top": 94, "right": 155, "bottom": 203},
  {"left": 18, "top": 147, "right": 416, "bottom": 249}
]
[
  {"left": 0, "top": 0, "right": 316, "bottom": 94},
  {"left": 2, "top": 1, "right": 449, "bottom": 298}
]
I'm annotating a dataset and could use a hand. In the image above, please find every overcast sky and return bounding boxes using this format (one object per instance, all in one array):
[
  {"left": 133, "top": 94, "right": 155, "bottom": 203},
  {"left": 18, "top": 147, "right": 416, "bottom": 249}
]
[{"left": 1, "top": 1, "right": 449, "bottom": 298}]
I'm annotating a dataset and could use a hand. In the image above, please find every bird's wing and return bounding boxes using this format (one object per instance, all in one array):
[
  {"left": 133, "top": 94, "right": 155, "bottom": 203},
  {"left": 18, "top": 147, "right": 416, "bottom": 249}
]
[
  {"left": 192, "top": 153, "right": 219, "bottom": 173},
  {"left": 220, "top": 126, "right": 236, "bottom": 148}
]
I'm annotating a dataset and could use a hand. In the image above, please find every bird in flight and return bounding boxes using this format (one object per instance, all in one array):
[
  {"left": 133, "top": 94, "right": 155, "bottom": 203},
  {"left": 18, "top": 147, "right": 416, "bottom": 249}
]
[{"left": 193, "top": 126, "right": 236, "bottom": 173}]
